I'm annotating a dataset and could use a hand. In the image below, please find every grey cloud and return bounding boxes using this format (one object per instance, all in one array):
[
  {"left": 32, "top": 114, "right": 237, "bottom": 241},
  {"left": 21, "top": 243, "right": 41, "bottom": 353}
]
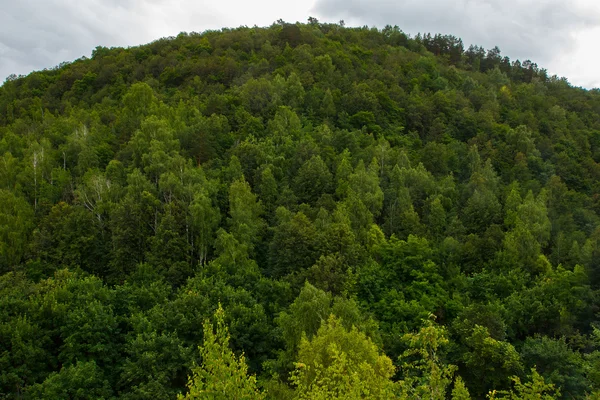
[
  {"left": 1, "top": 0, "right": 123, "bottom": 79},
  {"left": 313, "top": 0, "right": 600, "bottom": 68}
]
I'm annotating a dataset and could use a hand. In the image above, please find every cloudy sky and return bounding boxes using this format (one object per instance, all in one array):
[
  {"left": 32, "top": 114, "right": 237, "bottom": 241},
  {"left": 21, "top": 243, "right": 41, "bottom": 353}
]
[{"left": 1, "top": 0, "right": 599, "bottom": 88}]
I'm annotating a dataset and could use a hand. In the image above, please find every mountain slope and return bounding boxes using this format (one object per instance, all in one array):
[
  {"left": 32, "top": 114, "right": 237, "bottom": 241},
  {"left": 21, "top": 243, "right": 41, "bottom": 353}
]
[{"left": 0, "top": 20, "right": 599, "bottom": 399}]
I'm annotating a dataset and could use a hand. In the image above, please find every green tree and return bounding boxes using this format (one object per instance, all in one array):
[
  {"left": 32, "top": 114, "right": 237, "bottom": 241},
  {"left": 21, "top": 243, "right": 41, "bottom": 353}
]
[
  {"left": 0, "top": 315, "right": 51, "bottom": 398},
  {"left": 109, "top": 169, "right": 159, "bottom": 279},
  {"left": 268, "top": 210, "right": 319, "bottom": 277},
  {"left": 347, "top": 160, "right": 384, "bottom": 217},
  {"left": 463, "top": 188, "right": 501, "bottom": 233},
  {"left": 25, "top": 361, "right": 113, "bottom": 400},
  {"left": 459, "top": 325, "right": 523, "bottom": 395},
  {"left": 257, "top": 166, "right": 278, "bottom": 216},
  {"left": 119, "top": 315, "right": 192, "bottom": 399},
  {"left": 294, "top": 155, "right": 333, "bottom": 205},
  {"left": 0, "top": 190, "right": 34, "bottom": 273},
  {"left": 190, "top": 190, "right": 221, "bottom": 266},
  {"left": 147, "top": 205, "right": 192, "bottom": 285},
  {"left": 119, "top": 82, "right": 158, "bottom": 140},
  {"left": 228, "top": 178, "right": 265, "bottom": 251},
  {"left": 520, "top": 336, "right": 589, "bottom": 397},
  {"left": 205, "top": 229, "right": 262, "bottom": 288},
  {"left": 425, "top": 196, "right": 447, "bottom": 240},
  {"left": 0, "top": 152, "right": 19, "bottom": 190}
]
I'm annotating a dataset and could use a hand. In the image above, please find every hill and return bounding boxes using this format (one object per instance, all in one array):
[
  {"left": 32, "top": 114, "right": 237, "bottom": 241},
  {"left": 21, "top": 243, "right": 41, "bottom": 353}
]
[{"left": 1, "top": 20, "right": 600, "bottom": 399}]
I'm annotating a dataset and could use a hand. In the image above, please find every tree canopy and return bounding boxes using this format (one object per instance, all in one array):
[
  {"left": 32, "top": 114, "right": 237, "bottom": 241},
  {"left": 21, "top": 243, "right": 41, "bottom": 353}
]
[{"left": 1, "top": 18, "right": 600, "bottom": 399}]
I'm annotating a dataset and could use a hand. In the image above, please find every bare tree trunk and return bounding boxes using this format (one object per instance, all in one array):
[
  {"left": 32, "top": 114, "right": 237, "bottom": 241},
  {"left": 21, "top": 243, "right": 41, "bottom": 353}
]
[{"left": 33, "top": 152, "right": 38, "bottom": 211}]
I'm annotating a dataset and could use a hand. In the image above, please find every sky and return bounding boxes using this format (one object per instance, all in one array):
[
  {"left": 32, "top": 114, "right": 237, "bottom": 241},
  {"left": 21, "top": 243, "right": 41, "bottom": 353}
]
[{"left": 1, "top": 0, "right": 599, "bottom": 89}]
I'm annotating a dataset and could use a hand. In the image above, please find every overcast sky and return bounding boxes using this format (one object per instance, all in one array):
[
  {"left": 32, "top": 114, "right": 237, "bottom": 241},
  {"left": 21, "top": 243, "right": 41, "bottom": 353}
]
[{"left": 1, "top": 0, "right": 599, "bottom": 89}]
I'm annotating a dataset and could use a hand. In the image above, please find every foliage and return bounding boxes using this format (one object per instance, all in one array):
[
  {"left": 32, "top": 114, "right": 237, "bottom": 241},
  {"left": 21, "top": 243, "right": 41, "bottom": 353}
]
[
  {"left": 290, "top": 315, "right": 395, "bottom": 399},
  {"left": 397, "top": 316, "right": 458, "bottom": 399},
  {"left": 0, "top": 18, "right": 599, "bottom": 400},
  {"left": 488, "top": 368, "right": 560, "bottom": 400},
  {"left": 178, "top": 305, "right": 265, "bottom": 399}
]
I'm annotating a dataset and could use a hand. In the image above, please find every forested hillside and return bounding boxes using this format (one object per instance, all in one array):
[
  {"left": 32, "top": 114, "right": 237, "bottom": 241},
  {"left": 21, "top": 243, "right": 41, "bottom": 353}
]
[{"left": 1, "top": 19, "right": 600, "bottom": 399}]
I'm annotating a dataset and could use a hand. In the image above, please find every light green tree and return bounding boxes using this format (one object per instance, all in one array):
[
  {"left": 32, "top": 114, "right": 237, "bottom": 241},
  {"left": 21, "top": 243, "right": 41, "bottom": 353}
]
[
  {"left": 25, "top": 361, "right": 113, "bottom": 400},
  {"left": 179, "top": 305, "right": 265, "bottom": 400},
  {"left": 452, "top": 377, "right": 471, "bottom": 400},
  {"left": 228, "top": 178, "right": 265, "bottom": 251},
  {"left": 291, "top": 315, "right": 395, "bottom": 400},
  {"left": 347, "top": 159, "right": 384, "bottom": 217},
  {"left": 190, "top": 191, "right": 221, "bottom": 266},
  {"left": 398, "top": 317, "right": 468, "bottom": 400},
  {"left": 487, "top": 368, "right": 559, "bottom": 400}
]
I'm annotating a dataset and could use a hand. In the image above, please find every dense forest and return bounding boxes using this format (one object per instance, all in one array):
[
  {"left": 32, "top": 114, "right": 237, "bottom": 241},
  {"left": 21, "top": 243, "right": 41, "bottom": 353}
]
[{"left": 1, "top": 18, "right": 600, "bottom": 399}]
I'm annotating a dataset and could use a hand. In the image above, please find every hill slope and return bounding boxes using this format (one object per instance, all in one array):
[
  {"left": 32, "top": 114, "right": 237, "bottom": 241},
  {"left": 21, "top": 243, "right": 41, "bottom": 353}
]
[{"left": 1, "top": 20, "right": 600, "bottom": 399}]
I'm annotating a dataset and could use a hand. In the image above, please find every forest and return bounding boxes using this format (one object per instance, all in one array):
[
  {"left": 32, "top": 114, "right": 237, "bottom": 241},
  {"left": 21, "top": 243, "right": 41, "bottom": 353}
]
[{"left": 1, "top": 18, "right": 600, "bottom": 399}]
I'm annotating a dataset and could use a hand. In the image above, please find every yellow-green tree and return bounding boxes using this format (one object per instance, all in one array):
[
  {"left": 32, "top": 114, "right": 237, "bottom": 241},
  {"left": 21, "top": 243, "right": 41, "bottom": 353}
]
[
  {"left": 487, "top": 368, "right": 559, "bottom": 400},
  {"left": 179, "top": 306, "right": 265, "bottom": 400},
  {"left": 291, "top": 315, "right": 395, "bottom": 400},
  {"left": 398, "top": 317, "right": 470, "bottom": 400}
]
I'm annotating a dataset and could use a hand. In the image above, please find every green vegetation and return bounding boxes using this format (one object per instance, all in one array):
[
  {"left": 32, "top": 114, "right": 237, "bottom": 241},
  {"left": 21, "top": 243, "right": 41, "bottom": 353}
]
[{"left": 1, "top": 18, "right": 600, "bottom": 399}]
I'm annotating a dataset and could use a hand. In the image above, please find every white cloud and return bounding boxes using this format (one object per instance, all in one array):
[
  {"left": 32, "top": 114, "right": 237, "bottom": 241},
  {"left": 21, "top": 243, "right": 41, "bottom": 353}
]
[{"left": 549, "top": 25, "right": 600, "bottom": 88}]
